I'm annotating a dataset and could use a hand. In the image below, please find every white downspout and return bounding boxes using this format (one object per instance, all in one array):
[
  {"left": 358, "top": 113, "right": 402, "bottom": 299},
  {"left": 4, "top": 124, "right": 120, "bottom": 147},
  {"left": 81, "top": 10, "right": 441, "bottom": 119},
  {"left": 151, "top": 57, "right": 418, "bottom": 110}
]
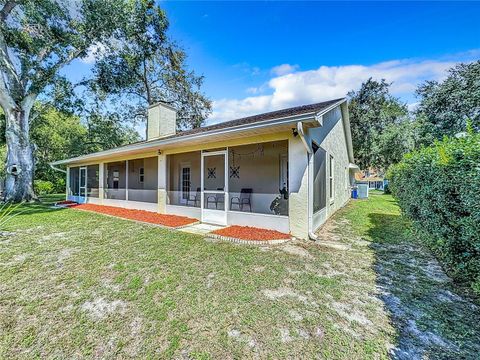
[
  {"left": 49, "top": 163, "right": 67, "bottom": 173},
  {"left": 296, "top": 122, "right": 318, "bottom": 241}
]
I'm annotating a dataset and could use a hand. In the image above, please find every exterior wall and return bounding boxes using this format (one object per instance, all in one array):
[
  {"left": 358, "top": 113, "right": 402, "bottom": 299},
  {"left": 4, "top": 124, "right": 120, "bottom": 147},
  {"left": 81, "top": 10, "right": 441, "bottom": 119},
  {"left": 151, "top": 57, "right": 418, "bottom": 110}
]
[
  {"left": 288, "top": 136, "right": 309, "bottom": 239},
  {"left": 308, "top": 106, "right": 351, "bottom": 232},
  {"left": 227, "top": 211, "right": 290, "bottom": 233},
  {"left": 63, "top": 118, "right": 352, "bottom": 238}
]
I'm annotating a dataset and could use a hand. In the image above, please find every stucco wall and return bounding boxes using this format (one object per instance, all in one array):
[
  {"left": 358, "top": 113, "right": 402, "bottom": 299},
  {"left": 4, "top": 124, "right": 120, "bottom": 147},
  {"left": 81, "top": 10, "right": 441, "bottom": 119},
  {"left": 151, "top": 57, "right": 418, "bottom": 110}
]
[
  {"left": 288, "top": 136, "right": 309, "bottom": 239},
  {"left": 309, "top": 106, "right": 351, "bottom": 231}
]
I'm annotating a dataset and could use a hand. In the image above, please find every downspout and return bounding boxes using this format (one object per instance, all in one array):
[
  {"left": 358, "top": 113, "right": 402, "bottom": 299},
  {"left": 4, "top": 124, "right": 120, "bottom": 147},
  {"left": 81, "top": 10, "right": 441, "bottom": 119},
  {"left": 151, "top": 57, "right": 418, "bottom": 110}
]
[
  {"left": 49, "top": 163, "right": 66, "bottom": 173},
  {"left": 296, "top": 122, "right": 318, "bottom": 241}
]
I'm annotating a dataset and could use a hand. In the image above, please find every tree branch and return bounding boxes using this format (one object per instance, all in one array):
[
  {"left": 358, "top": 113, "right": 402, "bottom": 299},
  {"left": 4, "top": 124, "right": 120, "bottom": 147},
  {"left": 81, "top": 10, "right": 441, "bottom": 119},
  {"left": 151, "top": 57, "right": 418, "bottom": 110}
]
[
  {"left": 0, "top": 0, "right": 17, "bottom": 21},
  {"left": 0, "top": 25, "right": 21, "bottom": 92}
]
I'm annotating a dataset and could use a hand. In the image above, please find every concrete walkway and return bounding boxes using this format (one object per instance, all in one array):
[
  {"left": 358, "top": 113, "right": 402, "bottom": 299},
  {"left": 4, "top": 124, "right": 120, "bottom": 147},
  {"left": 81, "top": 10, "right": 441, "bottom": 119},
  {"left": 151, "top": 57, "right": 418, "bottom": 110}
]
[{"left": 178, "top": 223, "right": 225, "bottom": 236}]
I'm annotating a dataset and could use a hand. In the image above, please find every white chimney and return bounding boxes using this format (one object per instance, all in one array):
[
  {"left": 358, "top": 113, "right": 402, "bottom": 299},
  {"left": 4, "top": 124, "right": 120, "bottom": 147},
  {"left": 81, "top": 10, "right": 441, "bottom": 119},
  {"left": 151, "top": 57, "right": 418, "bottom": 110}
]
[{"left": 146, "top": 102, "right": 177, "bottom": 141}]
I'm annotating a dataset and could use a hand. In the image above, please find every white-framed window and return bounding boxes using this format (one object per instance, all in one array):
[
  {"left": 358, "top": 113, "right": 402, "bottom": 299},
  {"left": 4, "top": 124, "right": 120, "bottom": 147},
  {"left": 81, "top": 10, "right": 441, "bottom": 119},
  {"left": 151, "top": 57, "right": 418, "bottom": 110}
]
[
  {"left": 181, "top": 165, "right": 191, "bottom": 200},
  {"left": 139, "top": 167, "right": 144, "bottom": 183},
  {"left": 329, "top": 155, "right": 334, "bottom": 202}
]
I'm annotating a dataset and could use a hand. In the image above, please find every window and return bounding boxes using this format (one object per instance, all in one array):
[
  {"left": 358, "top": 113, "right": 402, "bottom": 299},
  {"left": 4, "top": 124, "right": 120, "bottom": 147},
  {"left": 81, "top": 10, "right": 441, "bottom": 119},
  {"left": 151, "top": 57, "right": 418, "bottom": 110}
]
[
  {"left": 113, "top": 170, "right": 120, "bottom": 189},
  {"left": 139, "top": 167, "right": 144, "bottom": 183},
  {"left": 181, "top": 166, "right": 191, "bottom": 200},
  {"left": 312, "top": 143, "right": 326, "bottom": 213},
  {"left": 329, "top": 155, "right": 334, "bottom": 201}
]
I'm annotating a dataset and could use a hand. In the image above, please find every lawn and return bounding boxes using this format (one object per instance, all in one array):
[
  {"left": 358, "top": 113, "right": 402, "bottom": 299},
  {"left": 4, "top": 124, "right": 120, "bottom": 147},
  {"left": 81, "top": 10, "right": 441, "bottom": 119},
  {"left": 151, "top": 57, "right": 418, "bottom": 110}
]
[{"left": 0, "top": 193, "right": 478, "bottom": 359}]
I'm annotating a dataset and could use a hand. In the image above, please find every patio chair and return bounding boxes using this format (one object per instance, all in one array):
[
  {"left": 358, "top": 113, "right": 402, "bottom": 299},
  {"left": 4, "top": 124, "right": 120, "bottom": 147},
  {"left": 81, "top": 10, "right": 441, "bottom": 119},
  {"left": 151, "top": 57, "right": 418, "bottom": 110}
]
[
  {"left": 186, "top": 187, "right": 201, "bottom": 207},
  {"left": 206, "top": 188, "right": 225, "bottom": 209},
  {"left": 215, "top": 188, "right": 225, "bottom": 210},
  {"left": 230, "top": 188, "right": 252, "bottom": 211}
]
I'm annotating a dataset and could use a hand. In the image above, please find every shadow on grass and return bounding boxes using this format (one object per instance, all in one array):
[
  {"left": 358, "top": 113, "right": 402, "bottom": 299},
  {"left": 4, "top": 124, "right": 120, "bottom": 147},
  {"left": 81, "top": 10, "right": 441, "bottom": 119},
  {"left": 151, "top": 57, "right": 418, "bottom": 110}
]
[
  {"left": 7, "top": 194, "right": 67, "bottom": 218},
  {"left": 368, "top": 213, "right": 480, "bottom": 359}
]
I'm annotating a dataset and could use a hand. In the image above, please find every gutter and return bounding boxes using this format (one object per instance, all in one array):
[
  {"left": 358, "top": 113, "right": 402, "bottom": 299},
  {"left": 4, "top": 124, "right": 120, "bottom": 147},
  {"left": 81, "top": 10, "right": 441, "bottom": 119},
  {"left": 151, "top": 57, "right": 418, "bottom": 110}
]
[
  {"left": 49, "top": 163, "right": 66, "bottom": 173},
  {"left": 51, "top": 112, "right": 321, "bottom": 166},
  {"left": 51, "top": 99, "right": 347, "bottom": 167}
]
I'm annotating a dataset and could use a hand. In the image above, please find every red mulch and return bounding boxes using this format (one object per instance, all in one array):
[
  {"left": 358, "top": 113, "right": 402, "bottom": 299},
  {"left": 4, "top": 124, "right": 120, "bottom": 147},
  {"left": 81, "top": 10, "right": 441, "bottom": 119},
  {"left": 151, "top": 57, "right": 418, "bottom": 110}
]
[
  {"left": 72, "top": 203, "right": 197, "bottom": 228},
  {"left": 212, "top": 225, "right": 290, "bottom": 241}
]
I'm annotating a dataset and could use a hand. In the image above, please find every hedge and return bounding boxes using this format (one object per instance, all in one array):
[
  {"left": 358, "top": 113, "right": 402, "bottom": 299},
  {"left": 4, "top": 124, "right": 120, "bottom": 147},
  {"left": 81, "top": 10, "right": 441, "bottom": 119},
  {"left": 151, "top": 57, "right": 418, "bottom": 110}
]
[
  {"left": 388, "top": 132, "right": 480, "bottom": 295},
  {"left": 34, "top": 180, "right": 55, "bottom": 195}
]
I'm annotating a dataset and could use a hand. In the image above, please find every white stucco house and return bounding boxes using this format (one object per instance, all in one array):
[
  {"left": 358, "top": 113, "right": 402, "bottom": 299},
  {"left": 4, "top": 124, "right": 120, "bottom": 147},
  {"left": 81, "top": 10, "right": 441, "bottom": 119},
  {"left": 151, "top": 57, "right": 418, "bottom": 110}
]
[{"left": 51, "top": 98, "right": 359, "bottom": 240}]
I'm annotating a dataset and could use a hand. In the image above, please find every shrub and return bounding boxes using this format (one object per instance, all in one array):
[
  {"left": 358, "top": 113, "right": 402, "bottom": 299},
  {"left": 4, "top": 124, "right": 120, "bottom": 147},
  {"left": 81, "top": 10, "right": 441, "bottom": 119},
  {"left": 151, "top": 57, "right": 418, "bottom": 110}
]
[
  {"left": 389, "top": 132, "right": 480, "bottom": 295},
  {"left": 34, "top": 180, "right": 55, "bottom": 195}
]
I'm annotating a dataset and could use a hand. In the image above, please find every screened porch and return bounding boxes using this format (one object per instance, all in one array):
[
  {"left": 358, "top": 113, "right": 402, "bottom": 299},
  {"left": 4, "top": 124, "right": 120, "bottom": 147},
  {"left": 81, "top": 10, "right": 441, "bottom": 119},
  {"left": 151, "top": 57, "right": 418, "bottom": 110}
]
[{"left": 166, "top": 140, "right": 289, "bottom": 219}]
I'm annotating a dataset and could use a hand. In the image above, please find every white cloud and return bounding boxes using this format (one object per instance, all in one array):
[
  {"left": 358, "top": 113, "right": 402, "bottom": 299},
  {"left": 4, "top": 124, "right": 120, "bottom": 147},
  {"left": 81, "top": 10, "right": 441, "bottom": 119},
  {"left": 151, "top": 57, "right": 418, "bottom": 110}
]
[
  {"left": 80, "top": 43, "right": 106, "bottom": 64},
  {"left": 270, "top": 63, "right": 299, "bottom": 76},
  {"left": 207, "top": 51, "right": 479, "bottom": 124}
]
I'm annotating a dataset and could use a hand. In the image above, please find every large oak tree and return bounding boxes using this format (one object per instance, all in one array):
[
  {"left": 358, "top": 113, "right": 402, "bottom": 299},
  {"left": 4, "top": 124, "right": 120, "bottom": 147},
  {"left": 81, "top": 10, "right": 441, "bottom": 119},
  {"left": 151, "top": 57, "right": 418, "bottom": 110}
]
[
  {"left": 0, "top": 0, "right": 128, "bottom": 201},
  {"left": 0, "top": 0, "right": 211, "bottom": 202}
]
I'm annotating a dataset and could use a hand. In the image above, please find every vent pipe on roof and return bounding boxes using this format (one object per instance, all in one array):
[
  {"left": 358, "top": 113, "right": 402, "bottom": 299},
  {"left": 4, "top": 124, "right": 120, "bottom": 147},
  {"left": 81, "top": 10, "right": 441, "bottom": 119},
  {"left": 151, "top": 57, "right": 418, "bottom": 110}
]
[{"left": 146, "top": 102, "right": 177, "bottom": 141}]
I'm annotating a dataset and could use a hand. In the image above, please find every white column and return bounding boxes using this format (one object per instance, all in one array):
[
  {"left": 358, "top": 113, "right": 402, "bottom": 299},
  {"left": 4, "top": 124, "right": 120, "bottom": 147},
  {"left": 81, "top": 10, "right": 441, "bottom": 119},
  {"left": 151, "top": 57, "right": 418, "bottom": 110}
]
[
  {"left": 157, "top": 152, "right": 167, "bottom": 213},
  {"left": 125, "top": 160, "right": 129, "bottom": 201},
  {"left": 99, "top": 162, "right": 104, "bottom": 204},
  {"left": 66, "top": 166, "right": 70, "bottom": 200}
]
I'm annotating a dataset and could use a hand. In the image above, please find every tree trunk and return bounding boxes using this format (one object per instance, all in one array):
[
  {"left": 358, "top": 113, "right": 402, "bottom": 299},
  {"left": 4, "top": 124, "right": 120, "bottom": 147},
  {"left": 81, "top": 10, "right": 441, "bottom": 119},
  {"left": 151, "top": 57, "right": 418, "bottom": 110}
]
[{"left": 4, "top": 106, "right": 37, "bottom": 202}]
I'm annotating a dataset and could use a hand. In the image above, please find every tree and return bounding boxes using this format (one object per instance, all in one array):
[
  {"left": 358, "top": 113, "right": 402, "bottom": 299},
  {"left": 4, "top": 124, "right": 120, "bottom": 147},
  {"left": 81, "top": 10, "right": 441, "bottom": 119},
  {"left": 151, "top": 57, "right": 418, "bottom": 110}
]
[
  {"left": 29, "top": 106, "right": 87, "bottom": 191},
  {"left": 0, "top": 0, "right": 129, "bottom": 201},
  {"left": 91, "top": 0, "right": 211, "bottom": 130},
  {"left": 30, "top": 105, "right": 139, "bottom": 191},
  {"left": 375, "top": 120, "right": 419, "bottom": 169},
  {"left": 348, "top": 78, "right": 409, "bottom": 169},
  {"left": 416, "top": 61, "right": 480, "bottom": 141}
]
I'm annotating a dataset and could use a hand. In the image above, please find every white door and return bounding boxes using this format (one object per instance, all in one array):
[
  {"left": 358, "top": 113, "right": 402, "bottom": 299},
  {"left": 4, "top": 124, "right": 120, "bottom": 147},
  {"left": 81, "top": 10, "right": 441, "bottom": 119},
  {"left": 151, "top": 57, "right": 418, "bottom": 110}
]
[
  {"left": 201, "top": 151, "right": 227, "bottom": 225},
  {"left": 79, "top": 167, "right": 87, "bottom": 204}
]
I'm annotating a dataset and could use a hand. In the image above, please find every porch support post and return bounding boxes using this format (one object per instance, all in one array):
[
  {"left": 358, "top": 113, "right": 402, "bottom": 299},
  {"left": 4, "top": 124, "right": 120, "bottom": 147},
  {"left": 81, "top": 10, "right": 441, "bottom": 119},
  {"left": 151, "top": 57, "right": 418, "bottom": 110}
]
[
  {"left": 66, "top": 166, "right": 70, "bottom": 200},
  {"left": 99, "top": 162, "right": 104, "bottom": 204},
  {"left": 157, "top": 152, "right": 167, "bottom": 213},
  {"left": 288, "top": 136, "right": 310, "bottom": 239},
  {"left": 125, "top": 160, "right": 129, "bottom": 201}
]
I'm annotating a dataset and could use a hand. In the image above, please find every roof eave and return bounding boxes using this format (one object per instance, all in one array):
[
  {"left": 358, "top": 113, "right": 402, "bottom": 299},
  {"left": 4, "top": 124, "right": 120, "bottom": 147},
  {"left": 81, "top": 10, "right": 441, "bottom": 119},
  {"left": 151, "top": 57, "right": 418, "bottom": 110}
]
[{"left": 50, "top": 111, "right": 318, "bottom": 166}]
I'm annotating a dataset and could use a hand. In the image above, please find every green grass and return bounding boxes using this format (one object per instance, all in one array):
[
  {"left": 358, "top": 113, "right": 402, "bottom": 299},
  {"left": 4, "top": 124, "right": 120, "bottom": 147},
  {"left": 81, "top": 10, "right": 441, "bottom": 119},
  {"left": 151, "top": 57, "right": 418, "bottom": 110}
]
[{"left": 0, "top": 193, "right": 478, "bottom": 358}]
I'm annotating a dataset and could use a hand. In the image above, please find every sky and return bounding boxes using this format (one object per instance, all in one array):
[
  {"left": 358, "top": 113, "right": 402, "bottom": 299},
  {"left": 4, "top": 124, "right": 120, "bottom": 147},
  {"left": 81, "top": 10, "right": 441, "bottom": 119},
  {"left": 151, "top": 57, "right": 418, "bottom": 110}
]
[{"left": 67, "top": 1, "right": 480, "bottom": 129}]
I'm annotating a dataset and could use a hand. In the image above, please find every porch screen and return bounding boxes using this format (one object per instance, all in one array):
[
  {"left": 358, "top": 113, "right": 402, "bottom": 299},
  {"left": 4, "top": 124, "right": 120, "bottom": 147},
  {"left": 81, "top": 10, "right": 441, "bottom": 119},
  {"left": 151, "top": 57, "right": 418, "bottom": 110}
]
[
  {"left": 104, "top": 161, "right": 126, "bottom": 200},
  {"left": 69, "top": 167, "right": 80, "bottom": 196},
  {"left": 87, "top": 165, "right": 99, "bottom": 198},
  {"left": 167, "top": 151, "right": 201, "bottom": 207},
  {"left": 228, "top": 140, "right": 288, "bottom": 216},
  {"left": 127, "top": 157, "right": 158, "bottom": 203},
  {"left": 313, "top": 143, "right": 327, "bottom": 213}
]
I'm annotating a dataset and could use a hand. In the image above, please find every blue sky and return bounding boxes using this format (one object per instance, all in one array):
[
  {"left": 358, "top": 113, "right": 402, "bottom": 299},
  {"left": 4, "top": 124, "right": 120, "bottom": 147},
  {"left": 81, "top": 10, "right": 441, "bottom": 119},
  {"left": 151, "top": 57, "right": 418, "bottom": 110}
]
[{"left": 69, "top": 1, "right": 480, "bottom": 126}]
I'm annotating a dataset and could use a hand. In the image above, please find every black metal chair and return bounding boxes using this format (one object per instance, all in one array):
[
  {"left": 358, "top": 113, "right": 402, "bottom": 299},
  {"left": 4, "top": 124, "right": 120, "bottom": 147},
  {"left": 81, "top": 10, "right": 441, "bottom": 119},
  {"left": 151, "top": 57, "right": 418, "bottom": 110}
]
[
  {"left": 206, "top": 187, "right": 225, "bottom": 209},
  {"left": 230, "top": 188, "right": 252, "bottom": 211},
  {"left": 215, "top": 188, "right": 225, "bottom": 209},
  {"left": 186, "top": 187, "right": 201, "bottom": 207}
]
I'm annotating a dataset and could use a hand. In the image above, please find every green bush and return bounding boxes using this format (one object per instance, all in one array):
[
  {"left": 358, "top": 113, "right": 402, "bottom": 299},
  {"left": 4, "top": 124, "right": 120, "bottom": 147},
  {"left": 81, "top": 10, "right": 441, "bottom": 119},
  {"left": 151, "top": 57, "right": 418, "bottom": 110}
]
[
  {"left": 34, "top": 180, "right": 55, "bottom": 195},
  {"left": 388, "top": 132, "right": 480, "bottom": 295}
]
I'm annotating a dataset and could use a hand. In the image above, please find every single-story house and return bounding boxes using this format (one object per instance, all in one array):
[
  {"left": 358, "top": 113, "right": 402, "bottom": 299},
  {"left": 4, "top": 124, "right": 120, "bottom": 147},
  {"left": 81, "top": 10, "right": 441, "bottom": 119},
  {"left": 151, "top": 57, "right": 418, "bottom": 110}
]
[
  {"left": 51, "top": 98, "right": 359, "bottom": 240},
  {"left": 355, "top": 170, "right": 387, "bottom": 191}
]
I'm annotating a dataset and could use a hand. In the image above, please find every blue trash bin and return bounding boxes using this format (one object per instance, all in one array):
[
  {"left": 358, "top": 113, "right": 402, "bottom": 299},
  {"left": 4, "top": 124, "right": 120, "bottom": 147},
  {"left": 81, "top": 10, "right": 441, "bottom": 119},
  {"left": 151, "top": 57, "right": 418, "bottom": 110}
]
[{"left": 351, "top": 188, "right": 358, "bottom": 199}]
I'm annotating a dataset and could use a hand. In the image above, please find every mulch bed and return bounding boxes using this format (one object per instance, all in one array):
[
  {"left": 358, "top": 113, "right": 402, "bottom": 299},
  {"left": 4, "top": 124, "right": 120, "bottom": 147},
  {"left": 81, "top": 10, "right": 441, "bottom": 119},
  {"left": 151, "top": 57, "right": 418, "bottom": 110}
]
[
  {"left": 72, "top": 203, "right": 197, "bottom": 228},
  {"left": 212, "top": 225, "right": 290, "bottom": 241}
]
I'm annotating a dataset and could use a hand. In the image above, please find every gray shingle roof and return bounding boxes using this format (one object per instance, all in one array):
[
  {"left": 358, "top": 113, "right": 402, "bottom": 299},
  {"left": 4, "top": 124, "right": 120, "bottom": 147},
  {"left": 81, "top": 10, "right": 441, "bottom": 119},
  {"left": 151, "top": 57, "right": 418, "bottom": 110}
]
[{"left": 168, "top": 98, "right": 345, "bottom": 139}]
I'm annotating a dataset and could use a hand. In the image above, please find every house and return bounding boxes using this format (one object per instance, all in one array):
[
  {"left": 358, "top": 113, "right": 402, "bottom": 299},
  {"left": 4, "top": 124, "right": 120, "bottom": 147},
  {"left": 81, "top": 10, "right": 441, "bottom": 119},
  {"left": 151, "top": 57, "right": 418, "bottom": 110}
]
[
  {"left": 51, "top": 98, "right": 359, "bottom": 240},
  {"left": 355, "top": 169, "right": 387, "bottom": 191}
]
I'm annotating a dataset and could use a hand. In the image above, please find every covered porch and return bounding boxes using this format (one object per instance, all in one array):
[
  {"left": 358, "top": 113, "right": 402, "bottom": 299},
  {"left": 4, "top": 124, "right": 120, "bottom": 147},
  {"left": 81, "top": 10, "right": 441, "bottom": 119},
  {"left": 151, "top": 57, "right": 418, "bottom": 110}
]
[
  {"left": 166, "top": 139, "right": 289, "bottom": 233},
  {"left": 66, "top": 139, "right": 290, "bottom": 233}
]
